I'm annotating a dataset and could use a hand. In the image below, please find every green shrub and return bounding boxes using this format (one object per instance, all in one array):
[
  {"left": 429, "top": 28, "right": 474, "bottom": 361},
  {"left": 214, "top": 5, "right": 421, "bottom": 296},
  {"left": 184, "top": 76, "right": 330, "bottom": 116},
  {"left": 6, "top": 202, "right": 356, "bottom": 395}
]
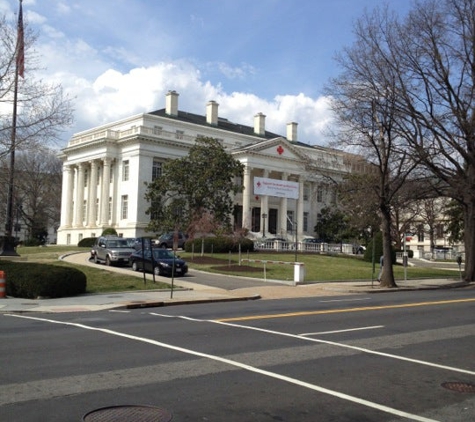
[
  {"left": 184, "top": 237, "right": 254, "bottom": 253},
  {"left": 2, "top": 261, "right": 87, "bottom": 299},
  {"left": 101, "top": 228, "right": 118, "bottom": 236},
  {"left": 363, "top": 232, "right": 396, "bottom": 263},
  {"left": 78, "top": 237, "right": 96, "bottom": 247}
]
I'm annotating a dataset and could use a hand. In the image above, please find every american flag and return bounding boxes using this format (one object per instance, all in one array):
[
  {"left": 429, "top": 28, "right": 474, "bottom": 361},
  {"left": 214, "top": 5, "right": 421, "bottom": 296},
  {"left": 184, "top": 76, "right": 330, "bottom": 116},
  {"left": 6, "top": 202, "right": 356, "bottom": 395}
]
[{"left": 16, "top": 0, "right": 24, "bottom": 78}]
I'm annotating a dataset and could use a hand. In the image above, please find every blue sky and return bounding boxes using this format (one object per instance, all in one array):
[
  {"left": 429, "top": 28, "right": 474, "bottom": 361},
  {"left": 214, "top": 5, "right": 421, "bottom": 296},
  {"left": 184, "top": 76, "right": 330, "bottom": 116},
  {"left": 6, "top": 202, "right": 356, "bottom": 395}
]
[{"left": 1, "top": 0, "right": 415, "bottom": 146}]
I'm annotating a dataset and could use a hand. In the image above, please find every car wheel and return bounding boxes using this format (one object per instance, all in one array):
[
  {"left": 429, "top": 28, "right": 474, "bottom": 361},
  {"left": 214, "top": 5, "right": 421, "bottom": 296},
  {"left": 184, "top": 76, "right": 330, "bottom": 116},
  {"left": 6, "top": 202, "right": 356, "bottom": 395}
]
[
  {"left": 131, "top": 261, "right": 139, "bottom": 272},
  {"left": 154, "top": 266, "right": 162, "bottom": 276},
  {"left": 105, "top": 256, "right": 111, "bottom": 266},
  {"left": 94, "top": 254, "right": 99, "bottom": 264}
]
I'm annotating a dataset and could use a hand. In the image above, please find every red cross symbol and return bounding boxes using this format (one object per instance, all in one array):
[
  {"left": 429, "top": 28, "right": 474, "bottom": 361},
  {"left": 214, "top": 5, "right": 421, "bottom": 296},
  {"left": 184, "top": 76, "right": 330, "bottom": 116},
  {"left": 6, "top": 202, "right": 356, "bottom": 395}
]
[{"left": 277, "top": 145, "right": 284, "bottom": 155}]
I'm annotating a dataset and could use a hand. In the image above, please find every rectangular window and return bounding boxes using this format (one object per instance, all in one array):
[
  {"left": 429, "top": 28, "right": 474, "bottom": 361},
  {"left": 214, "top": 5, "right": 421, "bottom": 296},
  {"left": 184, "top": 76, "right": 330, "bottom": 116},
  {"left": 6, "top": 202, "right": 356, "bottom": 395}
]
[
  {"left": 66, "top": 234, "right": 71, "bottom": 245},
  {"left": 152, "top": 159, "right": 162, "bottom": 181},
  {"left": 176, "top": 130, "right": 184, "bottom": 140},
  {"left": 331, "top": 189, "right": 337, "bottom": 204},
  {"left": 303, "top": 184, "right": 310, "bottom": 201},
  {"left": 108, "top": 197, "right": 112, "bottom": 220},
  {"left": 436, "top": 224, "right": 444, "bottom": 239},
  {"left": 303, "top": 212, "right": 309, "bottom": 232},
  {"left": 95, "top": 198, "right": 99, "bottom": 221},
  {"left": 84, "top": 169, "right": 88, "bottom": 187},
  {"left": 122, "top": 160, "right": 129, "bottom": 181},
  {"left": 121, "top": 195, "right": 128, "bottom": 219},
  {"left": 153, "top": 125, "right": 162, "bottom": 135},
  {"left": 110, "top": 165, "right": 114, "bottom": 183},
  {"left": 287, "top": 210, "right": 294, "bottom": 231},
  {"left": 417, "top": 224, "right": 425, "bottom": 242},
  {"left": 97, "top": 167, "right": 101, "bottom": 185},
  {"left": 317, "top": 186, "right": 323, "bottom": 202}
]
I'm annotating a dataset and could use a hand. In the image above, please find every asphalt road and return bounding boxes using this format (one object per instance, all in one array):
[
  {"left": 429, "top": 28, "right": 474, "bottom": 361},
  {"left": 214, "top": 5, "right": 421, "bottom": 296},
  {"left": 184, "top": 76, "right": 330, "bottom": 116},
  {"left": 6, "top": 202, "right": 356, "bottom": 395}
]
[{"left": 2, "top": 288, "right": 474, "bottom": 422}]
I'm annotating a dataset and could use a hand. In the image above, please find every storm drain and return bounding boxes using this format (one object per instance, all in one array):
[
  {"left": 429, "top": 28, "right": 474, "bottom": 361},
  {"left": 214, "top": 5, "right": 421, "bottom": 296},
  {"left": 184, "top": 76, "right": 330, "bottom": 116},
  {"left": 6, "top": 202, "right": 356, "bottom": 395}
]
[
  {"left": 441, "top": 382, "right": 475, "bottom": 393},
  {"left": 83, "top": 405, "right": 172, "bottom": 421}
]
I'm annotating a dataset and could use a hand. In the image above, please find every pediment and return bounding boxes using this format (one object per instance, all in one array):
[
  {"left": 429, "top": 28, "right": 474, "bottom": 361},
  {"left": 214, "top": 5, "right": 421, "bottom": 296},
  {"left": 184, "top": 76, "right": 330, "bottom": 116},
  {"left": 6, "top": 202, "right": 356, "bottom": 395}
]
[{"left": 232, "top": 137, "right": 305, "bottom": 161}]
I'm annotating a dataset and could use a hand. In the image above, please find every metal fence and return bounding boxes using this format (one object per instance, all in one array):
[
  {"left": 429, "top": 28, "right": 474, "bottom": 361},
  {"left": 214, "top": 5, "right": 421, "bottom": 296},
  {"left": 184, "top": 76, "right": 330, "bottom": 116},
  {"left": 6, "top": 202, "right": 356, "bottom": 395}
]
[{"left": 254, "top": 240, "right": 358, "bottom": 255}]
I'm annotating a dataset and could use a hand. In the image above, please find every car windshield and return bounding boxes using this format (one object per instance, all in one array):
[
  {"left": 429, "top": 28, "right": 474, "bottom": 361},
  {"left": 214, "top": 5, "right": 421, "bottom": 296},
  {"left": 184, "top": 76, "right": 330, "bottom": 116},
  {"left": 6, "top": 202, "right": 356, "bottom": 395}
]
[
  {"left": 152, "top": 249, "right": 176, "bottom": 260},
  {"left": 107, "top": 239, "right": 130, "bottom": 248}
]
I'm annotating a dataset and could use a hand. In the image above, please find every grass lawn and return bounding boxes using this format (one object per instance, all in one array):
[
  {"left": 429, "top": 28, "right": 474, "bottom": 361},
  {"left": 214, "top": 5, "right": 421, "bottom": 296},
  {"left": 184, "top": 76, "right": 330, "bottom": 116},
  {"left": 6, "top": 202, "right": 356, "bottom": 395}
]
[
  {"left": 181, "top": 251, "right": 459, "bottom": 282},
  {"left": 1, "top": 246, "right": 172, "bottom": 293},
  {"left": 1, "top": 246, "right": 459, "bottom": 295}
]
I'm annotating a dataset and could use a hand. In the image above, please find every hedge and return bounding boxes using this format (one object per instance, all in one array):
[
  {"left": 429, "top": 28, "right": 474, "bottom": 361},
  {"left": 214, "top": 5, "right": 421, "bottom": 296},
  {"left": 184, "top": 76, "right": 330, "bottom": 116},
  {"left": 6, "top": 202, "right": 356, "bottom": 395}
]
[
  {"left": 78, "top": 237, "right": 96, "bottom": 247},
  {"left": 1, "top": 261, "right": 87, "bottom": 299}
]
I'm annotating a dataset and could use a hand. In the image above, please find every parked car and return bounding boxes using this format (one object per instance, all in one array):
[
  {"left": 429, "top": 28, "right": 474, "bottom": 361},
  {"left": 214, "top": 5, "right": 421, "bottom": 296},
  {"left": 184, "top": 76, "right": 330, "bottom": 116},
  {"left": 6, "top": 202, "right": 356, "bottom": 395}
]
[
  {"left": 157, "top": 232, "right": 187, "bottom": 249},
  {"left": 129, "top": 248, "right": 188, "bottom": 277},
  {"left": 127, "top": 237, "right": 156, "bottom": 250},
  {"left": 91, "top": 236, "right": 136, "bottom": 266},
  {"left": 301, "top": 238, "right": 322, "bottom": 244}
]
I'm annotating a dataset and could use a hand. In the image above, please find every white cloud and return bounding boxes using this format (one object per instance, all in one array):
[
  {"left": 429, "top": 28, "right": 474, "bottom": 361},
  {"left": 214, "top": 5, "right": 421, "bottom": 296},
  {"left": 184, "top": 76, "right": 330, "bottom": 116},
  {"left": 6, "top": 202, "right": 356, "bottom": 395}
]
[{"left": 59, "top": 60, "right": 332, "bottom": 146}]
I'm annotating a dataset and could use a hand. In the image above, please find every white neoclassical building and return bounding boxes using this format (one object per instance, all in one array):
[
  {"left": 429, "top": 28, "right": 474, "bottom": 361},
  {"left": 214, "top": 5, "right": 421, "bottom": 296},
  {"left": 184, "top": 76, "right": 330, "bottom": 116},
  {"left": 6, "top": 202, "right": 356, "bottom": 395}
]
[{"left": 57, "top": 91, "right": 357, "bottom": 245}]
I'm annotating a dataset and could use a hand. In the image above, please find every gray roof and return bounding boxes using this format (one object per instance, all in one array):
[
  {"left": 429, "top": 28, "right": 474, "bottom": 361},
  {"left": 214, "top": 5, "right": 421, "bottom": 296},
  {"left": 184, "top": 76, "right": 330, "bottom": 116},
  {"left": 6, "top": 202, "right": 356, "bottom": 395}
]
[{"left": 149, "top": 108, "right": 282, "bottom": 139}]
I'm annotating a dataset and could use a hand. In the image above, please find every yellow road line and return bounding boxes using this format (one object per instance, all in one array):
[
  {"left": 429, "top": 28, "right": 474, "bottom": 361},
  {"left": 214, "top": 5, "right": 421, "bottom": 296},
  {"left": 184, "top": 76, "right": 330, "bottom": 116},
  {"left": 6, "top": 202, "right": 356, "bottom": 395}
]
[{"left": 216, "top": 298, "right": 475, "bottom": 322}]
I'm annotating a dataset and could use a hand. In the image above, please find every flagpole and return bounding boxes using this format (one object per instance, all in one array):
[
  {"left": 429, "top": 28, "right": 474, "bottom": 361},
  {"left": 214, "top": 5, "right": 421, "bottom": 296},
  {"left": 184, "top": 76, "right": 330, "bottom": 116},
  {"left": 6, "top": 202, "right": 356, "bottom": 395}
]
[{"left": 1, "top": 0, "right": 23, "bottom": 256}]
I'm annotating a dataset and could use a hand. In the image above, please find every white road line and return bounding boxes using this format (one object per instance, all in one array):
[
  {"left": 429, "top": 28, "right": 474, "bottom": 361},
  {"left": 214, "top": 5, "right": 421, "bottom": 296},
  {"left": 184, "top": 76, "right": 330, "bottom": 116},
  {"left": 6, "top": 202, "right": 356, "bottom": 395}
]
[
  {"left": 6, "top": 313, "right": 440, "bottom": 422},
  {"left": 299, "top": 325, "right": 384, "bottom": 336},
  {"left": 150, "top": 312, "right": 475, "bottom": 376}
]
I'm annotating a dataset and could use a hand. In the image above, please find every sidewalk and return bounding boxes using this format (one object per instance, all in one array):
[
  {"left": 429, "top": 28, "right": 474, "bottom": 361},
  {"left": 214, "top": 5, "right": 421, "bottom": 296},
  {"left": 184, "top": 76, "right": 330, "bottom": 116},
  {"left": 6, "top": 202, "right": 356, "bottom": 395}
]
[{"left": 0, "top": 253, "right": 470, "bottom": 313}]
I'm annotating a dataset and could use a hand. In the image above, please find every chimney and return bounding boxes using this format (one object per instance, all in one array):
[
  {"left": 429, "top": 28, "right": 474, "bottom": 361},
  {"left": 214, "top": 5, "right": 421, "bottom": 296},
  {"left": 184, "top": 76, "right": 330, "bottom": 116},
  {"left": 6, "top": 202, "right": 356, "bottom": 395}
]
[
  {"left": 165, "top": 90, "right": 179, "bottom": 116},
  {"left": 286, "top": 122, "right": 298, "bottom": 142},
  {"left": 206, "top": 100, "right": 219, "bottom": 126},
  {"left": 254, "top": 112, "right": 266, "bottom": 136}
]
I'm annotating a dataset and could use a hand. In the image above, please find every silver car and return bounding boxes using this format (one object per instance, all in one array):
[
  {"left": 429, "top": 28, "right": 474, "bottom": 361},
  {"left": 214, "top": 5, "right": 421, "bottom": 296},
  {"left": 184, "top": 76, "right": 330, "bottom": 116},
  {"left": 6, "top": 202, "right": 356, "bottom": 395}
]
[{"left": 91, "top": 236, "right": 136, "bottom": 266}]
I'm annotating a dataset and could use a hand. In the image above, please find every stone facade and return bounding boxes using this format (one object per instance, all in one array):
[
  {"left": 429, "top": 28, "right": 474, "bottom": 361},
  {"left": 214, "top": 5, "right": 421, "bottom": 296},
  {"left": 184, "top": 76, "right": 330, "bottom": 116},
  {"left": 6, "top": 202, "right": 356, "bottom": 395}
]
[{"left": 57, "top": 91, "right": 354, "bottom": 245}]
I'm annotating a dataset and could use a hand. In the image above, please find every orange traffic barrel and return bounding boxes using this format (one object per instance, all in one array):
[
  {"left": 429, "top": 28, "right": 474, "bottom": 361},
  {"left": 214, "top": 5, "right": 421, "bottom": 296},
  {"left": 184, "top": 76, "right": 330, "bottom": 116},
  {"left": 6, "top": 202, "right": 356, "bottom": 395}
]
[{"left": 0, "top": 270, "right": 5, "bottom": 298}]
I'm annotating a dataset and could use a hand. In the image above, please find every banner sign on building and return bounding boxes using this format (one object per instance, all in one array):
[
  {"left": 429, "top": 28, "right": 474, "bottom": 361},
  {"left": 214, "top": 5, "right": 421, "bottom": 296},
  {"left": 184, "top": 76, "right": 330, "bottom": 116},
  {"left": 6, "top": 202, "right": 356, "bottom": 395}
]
[{"left": 254, "top": 177, "right": 299, "bottom": 199}]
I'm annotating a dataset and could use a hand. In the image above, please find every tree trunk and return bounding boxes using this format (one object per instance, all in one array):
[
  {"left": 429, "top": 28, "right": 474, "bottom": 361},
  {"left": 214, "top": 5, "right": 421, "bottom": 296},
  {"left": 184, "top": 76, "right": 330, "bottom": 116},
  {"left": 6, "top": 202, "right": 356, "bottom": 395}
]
[
  {"left": 463, "top": 199, "right": 475, "bottom": 281},
  {"left": 380, "top": 205, "right": 398, "bottom": 288}
]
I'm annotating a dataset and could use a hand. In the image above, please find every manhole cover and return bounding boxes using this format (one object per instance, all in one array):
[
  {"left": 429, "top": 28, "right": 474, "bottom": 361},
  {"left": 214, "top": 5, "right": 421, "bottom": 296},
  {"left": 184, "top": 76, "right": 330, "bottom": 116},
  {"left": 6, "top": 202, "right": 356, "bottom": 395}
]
[
  {"left": 83, "top": 405, "right": 172, "bottom": 422},
  {"left": 441, "top": 382, "right": 475, "bottom": 393}
]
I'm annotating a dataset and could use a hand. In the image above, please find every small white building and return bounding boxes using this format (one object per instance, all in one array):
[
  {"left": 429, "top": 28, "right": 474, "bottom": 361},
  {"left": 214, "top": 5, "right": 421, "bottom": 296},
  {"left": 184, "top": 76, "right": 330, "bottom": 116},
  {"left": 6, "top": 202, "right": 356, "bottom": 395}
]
[{"left": 57, "top": 91, "right": 355, "bottom": 245}]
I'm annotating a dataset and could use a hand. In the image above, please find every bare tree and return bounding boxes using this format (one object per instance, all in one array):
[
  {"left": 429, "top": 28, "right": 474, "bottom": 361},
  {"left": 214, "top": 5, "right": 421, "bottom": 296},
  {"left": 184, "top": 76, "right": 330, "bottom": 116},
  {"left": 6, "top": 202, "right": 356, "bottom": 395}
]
[
  {"left": 0, "top": 147, "right": 62, "bottom": 244},
  {"left": 324, "top": 7, "right": 422, "bottom": 287},
  {"left": 0, "top": 7, "right": 72, "bottom": 251},
  {"left": 0, "top": 11, "right": 73, "bottom": 159},
  {"left": 343, "top": 0, "right": 475, "bottom": 281}
]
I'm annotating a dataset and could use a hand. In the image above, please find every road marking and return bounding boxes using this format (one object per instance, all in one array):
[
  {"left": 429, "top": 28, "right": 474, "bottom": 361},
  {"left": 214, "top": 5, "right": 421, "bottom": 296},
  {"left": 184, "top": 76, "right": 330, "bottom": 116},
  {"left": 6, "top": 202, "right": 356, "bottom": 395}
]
[
  {"left": 216, "top": 297, "right": 475, "bottom": 322},
  {"left": 299, "top": 325, "right": 384, "bottom": 336},
  {"left": 5, "top": 313, "right": 440, "bottom": 422},
  {"left": 319, "top": 297, "right": 372, "bottom": 303},
  {"left": 150, "top": 313, "right": 475, "bottom": 376}
]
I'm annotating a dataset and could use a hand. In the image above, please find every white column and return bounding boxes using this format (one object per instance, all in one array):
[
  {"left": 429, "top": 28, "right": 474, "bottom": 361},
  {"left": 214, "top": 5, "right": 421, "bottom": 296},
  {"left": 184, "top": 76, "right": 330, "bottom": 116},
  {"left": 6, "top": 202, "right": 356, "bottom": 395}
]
[
  {"left": 100, "top": 157, "right": 111, "bottom": 226},
  {"left": 59, "top": 165, "right": 73, "bottom": 228},
  {"left": 242, "top": 165, "right": 252, "bottom": 230},
  {"left": 260, "top": 170, "right": 268, "bottom": 236},
  {"left": 280, "top": 172, "right": 288, "bottom": 237},
  {"left": 74, "top": 163, "right": 85, "bottom": 227},
  {"left": 87, "top": 160, "right": 98, "bottom": 227},
  {"left": 297, "top": 176, "right": 304, "bottom": 239}
]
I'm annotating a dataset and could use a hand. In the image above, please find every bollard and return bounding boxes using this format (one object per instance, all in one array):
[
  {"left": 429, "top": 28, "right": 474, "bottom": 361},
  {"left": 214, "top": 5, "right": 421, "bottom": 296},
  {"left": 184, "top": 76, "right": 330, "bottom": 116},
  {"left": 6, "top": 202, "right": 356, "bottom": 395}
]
[{"left": 0, "top": 271, "right": 5, "bottom": 298}]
